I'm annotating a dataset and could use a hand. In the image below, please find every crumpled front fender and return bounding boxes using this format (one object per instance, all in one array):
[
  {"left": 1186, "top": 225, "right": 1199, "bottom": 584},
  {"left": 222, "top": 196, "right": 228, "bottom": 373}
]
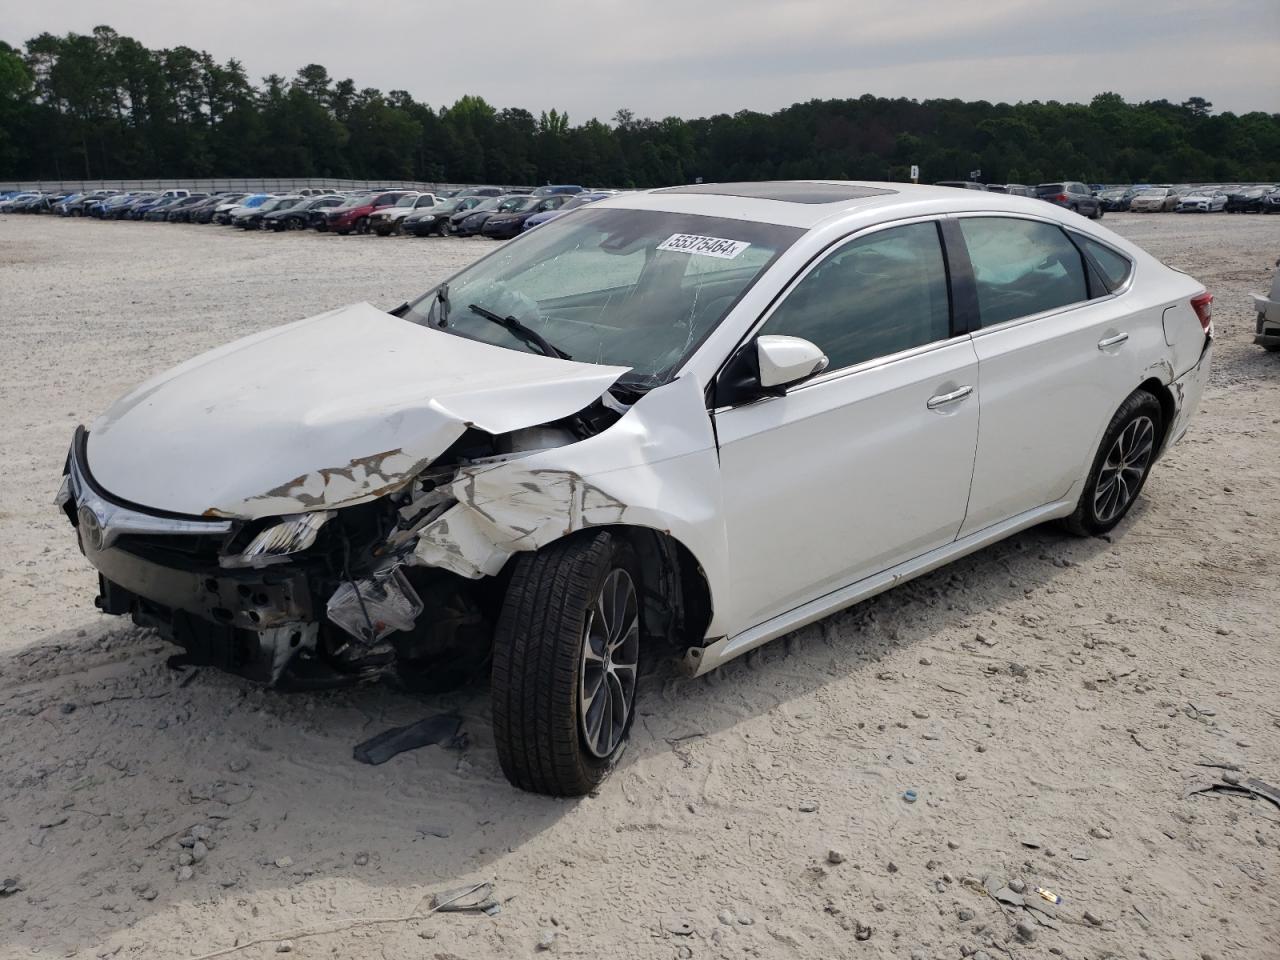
[{"left": 411, "top": 375, "right": 731, "bottom": 638}]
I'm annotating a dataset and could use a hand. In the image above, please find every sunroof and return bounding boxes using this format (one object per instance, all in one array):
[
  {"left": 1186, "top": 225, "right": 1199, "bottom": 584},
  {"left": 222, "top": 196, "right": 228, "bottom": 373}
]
[{"left": 653, "top": 181, "right": 897, "bottom": 204}]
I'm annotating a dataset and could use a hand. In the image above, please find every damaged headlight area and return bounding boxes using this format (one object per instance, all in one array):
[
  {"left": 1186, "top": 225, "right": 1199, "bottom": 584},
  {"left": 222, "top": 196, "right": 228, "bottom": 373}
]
[
  {"left": 219, "top": 511, "right": 333, "bottom": 568},
  {"left": 61, "top": 423, "right": 575, "bottom": 691}
]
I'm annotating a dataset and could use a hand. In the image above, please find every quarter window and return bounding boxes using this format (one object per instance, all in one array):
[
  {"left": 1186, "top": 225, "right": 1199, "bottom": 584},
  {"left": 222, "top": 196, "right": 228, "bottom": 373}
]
[
  {"left": 958, "top": 217, "right": 1089, "bottom": 327},
  {"left": 757, "top": 221, "right": 951, "bottom": 370},
  {"left": 1076, "top": 236, "right": 1132, "bottom": 291}
]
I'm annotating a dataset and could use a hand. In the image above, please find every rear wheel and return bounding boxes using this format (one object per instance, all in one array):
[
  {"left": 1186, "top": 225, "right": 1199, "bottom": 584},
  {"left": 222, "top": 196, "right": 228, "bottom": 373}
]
[
  {"left": 491, "top": 531, "right": 642, "bottom": 796},
  {"left": 354, "top": 216, "right": 369, "bottom": 235},
  {"left": 1062, "top": 390, "right": 1163, "bottom": 536}
]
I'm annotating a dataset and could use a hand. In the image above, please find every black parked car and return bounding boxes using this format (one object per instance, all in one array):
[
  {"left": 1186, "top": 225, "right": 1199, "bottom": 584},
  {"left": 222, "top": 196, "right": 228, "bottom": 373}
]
[
  {"left": 190, "top": 194, "right": 246, "bottom": 224},
  {"left": 403, "top": 196, "right": 485, "bottom": 236},
  {"left": 1226, "top": 186, "right": 1270, "bottom": 213},
  {"left": 127, "top": 198, "right": 165, "bottom": 220},
  {"left": 167, "top": 195, "right": 222, "bottom": 225},
  {"left": 263, "top": 195, "right": 344, "bottom": 231},
  {"left": 450, "top": 195, "right": 531, "bottom": 236},
  {"left": 1097, "top": 187, "right": 1134, "bottom": 212},
  {"left": 141, "top": 197, "right": 185, "bottom": 221},
  {"left": 148, "top": 194, "right": 208, "bottom": 221},
  {"left": 1262, "top": 189, "right": 1280, "bottom": 214},
  {"left": 480, "top": 195, "right": 572, "bottom": 239},
  {"left": 1035, "top": 181, "right": 1103, "bottom": 218},
  {"left": 233, "top": 195, "right": 303, "bottom": 229}
]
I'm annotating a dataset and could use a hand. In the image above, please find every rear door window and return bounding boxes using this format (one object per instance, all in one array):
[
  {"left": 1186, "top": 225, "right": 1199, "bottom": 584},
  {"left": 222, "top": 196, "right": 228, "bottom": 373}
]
[
  {"left": 757, "top": 221, "right": 952, "bottom": 370},
  {"left": 958, "top": 217, "right": 1089, "bottom": 326}
]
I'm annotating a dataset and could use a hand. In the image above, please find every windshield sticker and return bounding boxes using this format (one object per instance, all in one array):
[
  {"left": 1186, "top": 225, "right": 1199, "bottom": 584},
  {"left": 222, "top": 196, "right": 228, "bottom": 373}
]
[{"left": 657, "top": 233, "right": 751, "bottom": 259}]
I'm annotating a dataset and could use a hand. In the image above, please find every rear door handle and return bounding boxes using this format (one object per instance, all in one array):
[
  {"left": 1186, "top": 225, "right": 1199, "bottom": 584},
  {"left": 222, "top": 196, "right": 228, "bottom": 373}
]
[
  {"left": 1098, "top": 332, "right": 1129, "bottom": 349},
  {"left": 927, "top": 385, "right": 974, "bottom": 409}
]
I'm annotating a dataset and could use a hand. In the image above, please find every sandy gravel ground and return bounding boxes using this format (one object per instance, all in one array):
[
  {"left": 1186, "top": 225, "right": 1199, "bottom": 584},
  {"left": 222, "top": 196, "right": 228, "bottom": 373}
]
[{"left": 1, "top": 212, "right": 1278, "bottom": 960}]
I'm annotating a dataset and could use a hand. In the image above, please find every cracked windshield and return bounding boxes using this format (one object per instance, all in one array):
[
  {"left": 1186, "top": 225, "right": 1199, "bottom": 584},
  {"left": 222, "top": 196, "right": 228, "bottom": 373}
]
[{"left": 407, "top": 207, "right": 802, "bottom": 388}]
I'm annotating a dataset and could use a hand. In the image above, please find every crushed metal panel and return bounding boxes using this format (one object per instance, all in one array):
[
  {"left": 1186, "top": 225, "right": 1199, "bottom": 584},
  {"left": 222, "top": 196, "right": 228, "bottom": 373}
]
[
  {"left": 411, "top": 375, "right": 732, "bottom": 635},
  {"left": 86, "top": 302, "right": 628, "bottom": 519}
]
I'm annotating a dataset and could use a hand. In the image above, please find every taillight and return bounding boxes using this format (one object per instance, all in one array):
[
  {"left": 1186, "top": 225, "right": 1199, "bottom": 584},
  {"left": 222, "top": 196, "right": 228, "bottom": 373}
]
[
  {"left": 1190, "top": 292, "right": 1213, "bottom": 335},
  {"left": 1056, "top": 193, "right": 1069, "bottom": 202}
]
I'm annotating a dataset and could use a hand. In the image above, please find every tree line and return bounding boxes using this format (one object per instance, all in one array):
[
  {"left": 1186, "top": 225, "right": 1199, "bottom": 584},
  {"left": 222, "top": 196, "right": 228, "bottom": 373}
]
[{"left": 2, "top": 26, "right": 1278, "bottom": 187}]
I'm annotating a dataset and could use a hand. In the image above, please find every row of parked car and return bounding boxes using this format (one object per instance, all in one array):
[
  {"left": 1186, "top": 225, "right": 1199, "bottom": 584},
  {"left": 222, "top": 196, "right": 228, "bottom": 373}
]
[
  {"left": 0, "top": 184, "right": 621, "bottom": 239},
  {"left": 1098, "top": 183, "right": 1280, "bottom": 213},
  {"left": 936, "top": 179, "right": 1280, "bottom": 214}
]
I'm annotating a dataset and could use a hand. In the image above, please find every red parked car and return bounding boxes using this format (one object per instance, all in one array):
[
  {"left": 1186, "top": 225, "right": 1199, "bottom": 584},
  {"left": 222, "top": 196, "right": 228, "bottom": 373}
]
[{"left": 324, "top": 191, "right": 414, "bottom": 235}]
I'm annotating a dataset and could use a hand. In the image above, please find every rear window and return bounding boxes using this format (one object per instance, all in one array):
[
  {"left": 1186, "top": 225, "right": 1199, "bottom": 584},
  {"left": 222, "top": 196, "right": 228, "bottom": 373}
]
[{"left": 1035, "top": 184, "right": 1066, "bottom": 196}]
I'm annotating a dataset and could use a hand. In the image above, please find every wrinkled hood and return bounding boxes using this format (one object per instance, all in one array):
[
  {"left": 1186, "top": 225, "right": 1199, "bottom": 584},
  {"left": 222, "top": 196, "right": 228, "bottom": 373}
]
[{"left": 87, "top": 302, "right": 629, "bottom": 520}]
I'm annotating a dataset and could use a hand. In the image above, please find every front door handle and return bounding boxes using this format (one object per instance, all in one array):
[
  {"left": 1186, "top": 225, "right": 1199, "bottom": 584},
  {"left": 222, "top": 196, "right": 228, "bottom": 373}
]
[
  {"left": 1098, "top": 332, "right": 1129, "bottom": 349},
  {"left": 927, "top": 385, "right": 974, "bottom": 410}
]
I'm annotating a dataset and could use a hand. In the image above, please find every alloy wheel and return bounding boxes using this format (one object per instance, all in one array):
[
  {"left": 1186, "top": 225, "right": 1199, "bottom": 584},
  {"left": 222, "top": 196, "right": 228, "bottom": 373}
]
[
  {"left": 1093, "top": 415, "right": 1155, "bottom": 524},
  {"left": 578, "top": 569, "right": 639, "bottom": 759}
]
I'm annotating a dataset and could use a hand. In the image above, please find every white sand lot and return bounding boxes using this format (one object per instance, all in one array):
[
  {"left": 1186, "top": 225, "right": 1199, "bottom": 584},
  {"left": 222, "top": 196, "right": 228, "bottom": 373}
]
[{"left": 1, "top": 212, "right": 1278, "bottom": 959}]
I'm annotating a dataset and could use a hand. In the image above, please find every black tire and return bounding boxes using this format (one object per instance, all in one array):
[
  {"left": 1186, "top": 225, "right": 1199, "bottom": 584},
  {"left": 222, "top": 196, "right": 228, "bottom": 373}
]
[
  {"left": 1061, "top": 390, "right": 1163, "bottom": 537},
  {"left": 1094, "top": 205, "right": 1104, "bottom": 219},
  {"left": 354, "top": 216, "right": 369, "bottom": 235},
  {"left": 491, "top": 531, "right": 643, "bottom": 796}
]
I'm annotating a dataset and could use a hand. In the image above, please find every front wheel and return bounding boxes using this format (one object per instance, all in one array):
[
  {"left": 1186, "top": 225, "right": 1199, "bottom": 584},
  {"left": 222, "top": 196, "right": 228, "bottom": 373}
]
[
  {"left": 491, "top": 531, "right": 642, "bottom": 796},
  {"left": 1062, "top": 390, "right": 1163, "bottom": 537}
]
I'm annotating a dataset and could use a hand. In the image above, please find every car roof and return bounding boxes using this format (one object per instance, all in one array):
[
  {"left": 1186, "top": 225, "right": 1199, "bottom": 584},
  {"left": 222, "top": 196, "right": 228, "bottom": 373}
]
[{"left": 601, "top": 180, "right": 1070, "bottom": 229}]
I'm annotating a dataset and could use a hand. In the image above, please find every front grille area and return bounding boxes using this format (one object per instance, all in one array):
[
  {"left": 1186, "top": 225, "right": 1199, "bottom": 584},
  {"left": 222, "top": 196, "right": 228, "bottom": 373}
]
[{"left": 112, "top": 532, "right": 230, "bottom": 570}]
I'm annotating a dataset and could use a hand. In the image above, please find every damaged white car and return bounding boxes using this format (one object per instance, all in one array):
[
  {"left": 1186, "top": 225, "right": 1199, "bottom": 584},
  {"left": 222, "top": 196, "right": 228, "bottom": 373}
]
[{"left": 59, "top": 181, "right": 1214, "bottom": 795}]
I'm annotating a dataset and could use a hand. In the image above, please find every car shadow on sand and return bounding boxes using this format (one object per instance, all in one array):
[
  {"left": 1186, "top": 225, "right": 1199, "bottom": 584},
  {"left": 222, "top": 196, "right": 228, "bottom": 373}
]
[{"left": 0, "top": 514, "right": 1122, "bottom": 954}]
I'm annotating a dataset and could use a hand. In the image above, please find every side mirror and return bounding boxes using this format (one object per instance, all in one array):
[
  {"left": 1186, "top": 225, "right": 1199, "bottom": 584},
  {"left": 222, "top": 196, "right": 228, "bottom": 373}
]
[{"left": 757, "top": 335, "right": 829, "bottom": 389}]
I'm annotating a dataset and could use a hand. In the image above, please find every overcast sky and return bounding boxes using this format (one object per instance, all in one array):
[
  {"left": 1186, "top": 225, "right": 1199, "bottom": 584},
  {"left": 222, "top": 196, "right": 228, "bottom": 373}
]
[{"left": 7, "top": 0, "right": 1279, "bottom": 118}]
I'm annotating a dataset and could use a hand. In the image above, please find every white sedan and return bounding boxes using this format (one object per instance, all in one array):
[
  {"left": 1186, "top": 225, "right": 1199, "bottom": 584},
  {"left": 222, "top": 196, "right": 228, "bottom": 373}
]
[
  {"left": 60, "top": 182, "right": 1213, "bottom": 795},
  {"left": 1176, "top": 190, "right": 1228, "bottom": 213}
]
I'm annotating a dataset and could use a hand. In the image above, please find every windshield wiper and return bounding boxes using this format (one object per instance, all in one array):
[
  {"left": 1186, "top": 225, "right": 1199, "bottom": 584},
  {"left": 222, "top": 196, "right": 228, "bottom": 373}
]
[
  {"left": 434, "top": 282, "right": 450, "bottom": 327},
  {"left": 468, "top": 303, "right": 572, "bottom": 361}
]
